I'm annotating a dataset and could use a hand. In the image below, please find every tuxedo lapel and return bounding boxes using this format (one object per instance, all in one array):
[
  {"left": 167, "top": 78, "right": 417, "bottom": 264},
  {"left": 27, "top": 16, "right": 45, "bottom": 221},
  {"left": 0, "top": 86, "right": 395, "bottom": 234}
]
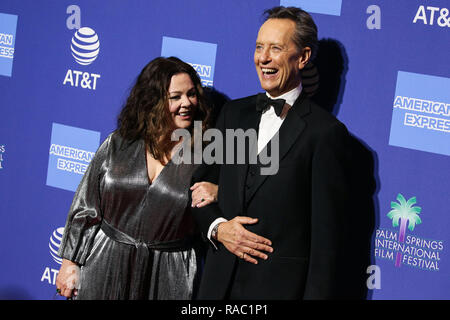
[
  {"left": 244, "top": 92, "right": 311, "bottom": 206},
  {"left": 277, "top": 91, "right": 310, "bottom": 161}
]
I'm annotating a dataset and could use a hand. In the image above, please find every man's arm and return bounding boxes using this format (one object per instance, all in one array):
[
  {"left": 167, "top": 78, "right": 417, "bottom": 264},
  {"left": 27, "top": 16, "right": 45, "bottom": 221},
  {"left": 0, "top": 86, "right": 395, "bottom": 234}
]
[
  {"left": 303, "top": 122, "right": 353, "bottom": 299},
  {"left": 189, "top": 101, "right": 228, "bottom": 240},
  {"left": 189, "top": 162, "right": 223, "bottom": 239},
  {"left": 190, "top": 102, "right": 273, "bottom": 264}
]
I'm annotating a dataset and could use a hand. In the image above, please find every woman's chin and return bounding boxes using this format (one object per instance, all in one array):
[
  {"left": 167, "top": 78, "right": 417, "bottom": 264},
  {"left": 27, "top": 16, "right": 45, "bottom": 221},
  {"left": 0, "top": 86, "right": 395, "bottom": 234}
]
[{"left": 174, "top": 120, "right": 192, "bottom": 129}]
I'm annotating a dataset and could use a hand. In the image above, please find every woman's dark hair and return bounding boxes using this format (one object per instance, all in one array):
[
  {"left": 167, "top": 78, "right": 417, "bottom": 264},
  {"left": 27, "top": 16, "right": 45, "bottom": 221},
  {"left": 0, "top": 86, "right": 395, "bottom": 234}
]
[
  {"left": 264, "top": 6, "right": 318, "bottom": 61},
  {"left": 117, "top": 56, "right": 210, "bottom": 164}
]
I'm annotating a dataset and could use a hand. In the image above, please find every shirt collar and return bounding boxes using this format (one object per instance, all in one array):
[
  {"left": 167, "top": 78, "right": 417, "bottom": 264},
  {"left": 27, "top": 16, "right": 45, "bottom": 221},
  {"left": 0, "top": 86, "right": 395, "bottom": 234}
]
[{"left": 266, "top": 83, "right": 303, "bottom": 107}]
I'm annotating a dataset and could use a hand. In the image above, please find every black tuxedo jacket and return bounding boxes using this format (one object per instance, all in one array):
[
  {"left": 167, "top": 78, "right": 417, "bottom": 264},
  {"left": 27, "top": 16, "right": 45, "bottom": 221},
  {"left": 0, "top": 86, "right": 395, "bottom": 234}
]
[{"left": 191, "top": 92, "right": 363, "bottom": 299}]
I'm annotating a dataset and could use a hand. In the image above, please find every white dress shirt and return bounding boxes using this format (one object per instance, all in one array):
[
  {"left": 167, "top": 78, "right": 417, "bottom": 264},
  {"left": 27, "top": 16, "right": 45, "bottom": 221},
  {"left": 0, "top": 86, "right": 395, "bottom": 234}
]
[
  {"left": 206, "top": 84, "right": 303, "bottom": 246},
  {"left": 257, "top": 84, "right": 303, "bottom": 154}
]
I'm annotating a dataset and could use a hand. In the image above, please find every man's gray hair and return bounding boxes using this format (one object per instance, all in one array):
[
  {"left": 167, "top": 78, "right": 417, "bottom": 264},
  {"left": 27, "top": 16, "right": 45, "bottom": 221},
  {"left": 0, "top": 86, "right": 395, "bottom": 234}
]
[{"left": 264, "top": 6, "right": 318, "bottom": 61}]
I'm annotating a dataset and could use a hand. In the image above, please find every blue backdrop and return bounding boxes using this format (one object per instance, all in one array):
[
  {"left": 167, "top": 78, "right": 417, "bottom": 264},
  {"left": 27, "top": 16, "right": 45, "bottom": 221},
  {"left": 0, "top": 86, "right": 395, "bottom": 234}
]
[{"left": 0, "top": 0, "right": 449, "bottom": 300}]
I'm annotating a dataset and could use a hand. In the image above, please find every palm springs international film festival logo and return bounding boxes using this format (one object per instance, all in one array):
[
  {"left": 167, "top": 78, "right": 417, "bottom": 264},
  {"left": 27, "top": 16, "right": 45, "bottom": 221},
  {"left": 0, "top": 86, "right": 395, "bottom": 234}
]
[
  {"left": 374, "top": 194, "right": 444, "bottom": 271},
  {"left": 46, "top": 123, "right": 101, "bottom": 192},
  {"left": 63, "top": 5, "right": 101, "bottom": 90},
  {"left": 389, "top": 71, "right": 450, "bottom": 156},
  {"left": 161, "top": 36, "right": 217, "bottom": 87},
  {"left": 0, "top": 12, "right": 18, "bottom": 77}
]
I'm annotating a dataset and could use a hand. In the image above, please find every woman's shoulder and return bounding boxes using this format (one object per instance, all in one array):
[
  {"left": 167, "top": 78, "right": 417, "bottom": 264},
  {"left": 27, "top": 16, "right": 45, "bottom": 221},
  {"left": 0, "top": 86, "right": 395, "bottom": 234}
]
[
  {"left": 92, "top": 131, "right": 143, "bottom": 165},
  {"left": 107, "top": 130, "right": 142, "bottom": 152}
]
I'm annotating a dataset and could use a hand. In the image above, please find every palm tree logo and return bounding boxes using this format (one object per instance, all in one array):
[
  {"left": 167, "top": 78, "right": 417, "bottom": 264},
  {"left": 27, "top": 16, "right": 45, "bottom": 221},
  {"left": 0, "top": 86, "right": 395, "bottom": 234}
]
[{"left": 387, "top": 193, "right": 422, "bottom": 267}]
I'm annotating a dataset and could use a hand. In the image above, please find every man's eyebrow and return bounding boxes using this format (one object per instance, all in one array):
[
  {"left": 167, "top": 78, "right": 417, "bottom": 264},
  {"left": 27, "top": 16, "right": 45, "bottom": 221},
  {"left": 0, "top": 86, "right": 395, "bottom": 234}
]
[{"left": 256, "top": 41, "right": 284, "bottom": 46}]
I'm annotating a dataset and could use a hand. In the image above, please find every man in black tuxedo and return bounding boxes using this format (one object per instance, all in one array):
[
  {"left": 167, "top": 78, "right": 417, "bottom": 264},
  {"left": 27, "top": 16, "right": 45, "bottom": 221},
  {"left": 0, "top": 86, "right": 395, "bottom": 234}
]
[{"left": 191, "top": 6, "right": 364, "bottom": 299}]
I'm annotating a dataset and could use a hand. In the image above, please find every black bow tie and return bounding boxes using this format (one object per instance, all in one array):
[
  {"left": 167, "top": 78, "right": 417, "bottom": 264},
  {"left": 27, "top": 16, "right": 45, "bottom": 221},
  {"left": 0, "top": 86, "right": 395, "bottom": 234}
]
[{"left": 255, "top": 93, "right": 286, "bottom": 117}]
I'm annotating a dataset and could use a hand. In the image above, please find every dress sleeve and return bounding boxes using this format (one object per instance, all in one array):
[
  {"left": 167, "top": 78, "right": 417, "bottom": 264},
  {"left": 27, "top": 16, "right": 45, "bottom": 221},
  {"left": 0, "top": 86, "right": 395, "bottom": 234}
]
[{"left": 58, "top": 133, "right": 112, "bottom": 265}]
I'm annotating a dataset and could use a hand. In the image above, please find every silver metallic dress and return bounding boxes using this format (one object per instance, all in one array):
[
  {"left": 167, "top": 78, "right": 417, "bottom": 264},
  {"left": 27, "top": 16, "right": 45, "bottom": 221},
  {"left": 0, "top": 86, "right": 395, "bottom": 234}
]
[{"left": 58, "top": 132, "right": 203, "bottom": 300}]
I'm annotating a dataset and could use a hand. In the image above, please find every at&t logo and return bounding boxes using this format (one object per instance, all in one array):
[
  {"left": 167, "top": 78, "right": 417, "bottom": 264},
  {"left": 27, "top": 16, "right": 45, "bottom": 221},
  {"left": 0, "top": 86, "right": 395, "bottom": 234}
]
[
  {"left": 49, "top": 227, "right": 64, "bottom": 264},
  {"left": 71, "top": 27, "right": 100, "bottom": 66},
  {"left": 413, "top": 5, "right": 450, "bottom": 27},
  {"left": 0, "top": 144, "right": 5, "bottom": 169},
  {"left": 62, "top": 5, "right": 101, "bottom": 91},
  {"left": 41, "top": 227, "right": 64, "bottom": 286}
]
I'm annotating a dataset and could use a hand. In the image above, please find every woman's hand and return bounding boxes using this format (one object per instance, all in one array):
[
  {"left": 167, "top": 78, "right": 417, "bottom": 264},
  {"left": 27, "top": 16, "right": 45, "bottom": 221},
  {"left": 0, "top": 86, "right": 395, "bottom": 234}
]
[
  {"left": 190, "top": 182, "right": 218, "bottom": 208},
  {"left": 55, "top": 259, "right": 80, "bottom": 299}
]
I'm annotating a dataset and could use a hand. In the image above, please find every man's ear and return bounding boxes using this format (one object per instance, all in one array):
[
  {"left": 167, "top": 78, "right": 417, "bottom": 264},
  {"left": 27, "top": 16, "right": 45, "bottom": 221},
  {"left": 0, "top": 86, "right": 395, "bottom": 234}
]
[{"left": 298, "top": 47, "right": 311, "bottom": 70}]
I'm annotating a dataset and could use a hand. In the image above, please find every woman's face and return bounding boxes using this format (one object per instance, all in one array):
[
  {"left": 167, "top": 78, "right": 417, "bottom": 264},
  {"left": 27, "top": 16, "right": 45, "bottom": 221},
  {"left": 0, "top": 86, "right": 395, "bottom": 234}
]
[{"left": 167, "top": 72, "right": 198, "bottom": 129}]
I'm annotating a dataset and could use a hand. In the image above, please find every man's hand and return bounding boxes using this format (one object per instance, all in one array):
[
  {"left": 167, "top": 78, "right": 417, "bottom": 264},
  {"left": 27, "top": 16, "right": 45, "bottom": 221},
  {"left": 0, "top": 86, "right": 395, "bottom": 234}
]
[{"left": 217, "top": 216, "right": 273, "bottom": 264}]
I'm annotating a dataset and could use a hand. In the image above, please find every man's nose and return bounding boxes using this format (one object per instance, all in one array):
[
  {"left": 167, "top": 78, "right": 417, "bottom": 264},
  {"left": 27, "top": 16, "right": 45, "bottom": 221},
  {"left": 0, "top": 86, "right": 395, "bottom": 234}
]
[{"left": 258, "top": 48, "right": 271, "bottom": 63}]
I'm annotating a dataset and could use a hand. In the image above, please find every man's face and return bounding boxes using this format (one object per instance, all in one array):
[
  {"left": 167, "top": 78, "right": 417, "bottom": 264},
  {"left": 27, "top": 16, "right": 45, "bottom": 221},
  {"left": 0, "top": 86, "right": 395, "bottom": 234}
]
[{"left": 254, "top": 18, "right": 304, "bottom": 97}]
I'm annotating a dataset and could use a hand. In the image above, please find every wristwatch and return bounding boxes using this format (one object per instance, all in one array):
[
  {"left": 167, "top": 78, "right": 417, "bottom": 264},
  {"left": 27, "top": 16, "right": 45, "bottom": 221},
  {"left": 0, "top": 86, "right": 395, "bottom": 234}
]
[{"left": 211, "top": 223, "right": 220, "bottom": 240}]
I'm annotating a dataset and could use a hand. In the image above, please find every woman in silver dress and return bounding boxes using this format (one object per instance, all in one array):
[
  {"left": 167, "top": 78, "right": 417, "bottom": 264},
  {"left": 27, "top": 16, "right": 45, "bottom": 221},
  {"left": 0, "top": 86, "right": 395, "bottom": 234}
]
[{"left": 55, "top": 57, "right": 218, "bottom": 299}]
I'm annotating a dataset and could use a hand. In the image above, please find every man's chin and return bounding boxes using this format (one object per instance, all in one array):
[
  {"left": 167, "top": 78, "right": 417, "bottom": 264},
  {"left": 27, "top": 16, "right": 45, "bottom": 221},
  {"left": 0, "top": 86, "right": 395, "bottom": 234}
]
[
  {"left": 259, "top": 83, "right": 278, "bottom": 95},
  {"left": 261, "top": 87, "right": 282, "bottom": 97}
]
